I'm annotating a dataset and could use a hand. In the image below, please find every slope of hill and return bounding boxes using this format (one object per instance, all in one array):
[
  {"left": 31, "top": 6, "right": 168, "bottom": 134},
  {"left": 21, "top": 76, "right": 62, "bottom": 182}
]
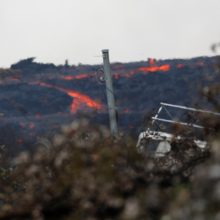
[{"left": 0, "top": 56, "right": 219, "bottom": 155}]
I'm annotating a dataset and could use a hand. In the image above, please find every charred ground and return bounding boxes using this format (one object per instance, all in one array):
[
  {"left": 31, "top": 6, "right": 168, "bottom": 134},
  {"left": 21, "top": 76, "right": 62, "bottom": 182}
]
[{"left": 0, "top": 56, "right": 219, "bottom": 155}]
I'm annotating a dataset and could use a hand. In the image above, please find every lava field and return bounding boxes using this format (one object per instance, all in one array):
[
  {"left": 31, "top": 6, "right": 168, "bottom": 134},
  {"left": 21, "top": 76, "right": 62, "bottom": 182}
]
[{"left": 0, "top": 56, "right": 219, "bottom": 155}]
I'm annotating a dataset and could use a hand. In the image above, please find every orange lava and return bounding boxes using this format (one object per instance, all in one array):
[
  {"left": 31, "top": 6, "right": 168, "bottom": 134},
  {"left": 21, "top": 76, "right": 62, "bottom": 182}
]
[
  {"left": 148, "top": 58, "right": 155, "bottom": 66},
  {"left": 32, "top": 82, "right": 102, "bottom": 113},
  {"left": 59, "top": 59, "right": 171, "bottom": 82},
  {"left": 66, "top": 89, "right": 102, "bottom": 111},
  {"left": 138, "top": 64, "right": 170, "bottom": 73},
  {"left": 137, "top": 58, "right": 170, "bottom": 74},
  {"left": 61, "top": 73, "right": 91, "bottom": 81},
  {"left": 70, "top": 99, "right": 81, "bottom": 113}
]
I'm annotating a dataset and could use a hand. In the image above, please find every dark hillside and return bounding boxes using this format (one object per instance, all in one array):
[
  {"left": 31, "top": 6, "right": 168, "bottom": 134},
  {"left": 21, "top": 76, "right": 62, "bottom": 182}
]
[{"left": 0, "top": 56, "right": 219, "bottom": 154}]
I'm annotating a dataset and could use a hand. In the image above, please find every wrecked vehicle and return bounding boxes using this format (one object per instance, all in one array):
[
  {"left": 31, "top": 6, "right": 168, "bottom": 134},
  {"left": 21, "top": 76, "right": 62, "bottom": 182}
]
[{"left": 137, "top": 102, "right": 220, "bottom": 157}]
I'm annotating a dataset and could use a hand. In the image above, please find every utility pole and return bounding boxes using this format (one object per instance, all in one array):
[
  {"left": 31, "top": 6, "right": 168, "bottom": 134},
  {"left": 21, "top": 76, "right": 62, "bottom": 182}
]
[{"left": 102, "top": 49, "right": 118, "bottom": 136}]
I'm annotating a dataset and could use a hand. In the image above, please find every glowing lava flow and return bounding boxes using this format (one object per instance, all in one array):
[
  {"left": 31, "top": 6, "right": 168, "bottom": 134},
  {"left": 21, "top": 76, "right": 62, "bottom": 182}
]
[
  {"left": 138, "top": 65, "right": 170, "bottom": 72},
  {"left": 138, "top": 59, "right": 170, "bottom": 73},
  {"left": 148, "top": 58, "right": 155, "bottom": 66},
  {"left": 32, "top": 82, "right": 102, "bottom": 113},
  {"left": 59, "top": 59, "right": 171, "bottom": 82},
  {"left": 61, "top": 73, "right": 92, "bottom": 81},
  {"left": 65, "top": 88, "right": 102, "bottom": 112},
  {"left": 113, "top": 59, "right": 170, "bottom": 78}
]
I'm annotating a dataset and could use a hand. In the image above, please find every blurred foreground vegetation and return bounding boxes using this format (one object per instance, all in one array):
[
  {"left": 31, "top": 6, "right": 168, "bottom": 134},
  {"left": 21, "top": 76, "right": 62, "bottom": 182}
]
[{"left": 0, "top": 117, "right": 219, "bottom": 220}]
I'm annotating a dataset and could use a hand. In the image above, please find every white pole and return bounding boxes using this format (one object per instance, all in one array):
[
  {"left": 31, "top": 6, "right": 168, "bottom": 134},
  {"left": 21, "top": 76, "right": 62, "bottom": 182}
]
[{"left": 102, "top": 49, "right": 118, "bottom": 136}]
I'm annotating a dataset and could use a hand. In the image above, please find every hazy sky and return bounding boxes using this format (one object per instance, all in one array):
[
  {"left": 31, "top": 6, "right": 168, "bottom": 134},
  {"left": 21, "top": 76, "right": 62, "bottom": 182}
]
[{"left": 0, "top": 0, "right": 220, "bottom": 67}]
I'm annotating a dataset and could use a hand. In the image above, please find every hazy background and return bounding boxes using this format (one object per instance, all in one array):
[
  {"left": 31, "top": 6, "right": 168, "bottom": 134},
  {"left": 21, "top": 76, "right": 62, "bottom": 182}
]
[{"left": 0, "top": 0, "right": 220, "bottom": 67}]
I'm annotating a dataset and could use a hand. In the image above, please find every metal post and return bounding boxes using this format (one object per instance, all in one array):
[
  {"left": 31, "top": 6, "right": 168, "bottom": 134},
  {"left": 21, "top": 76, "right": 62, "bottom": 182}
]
[{"left": 102, "top": 49, "right": 118, "bottom": 136}]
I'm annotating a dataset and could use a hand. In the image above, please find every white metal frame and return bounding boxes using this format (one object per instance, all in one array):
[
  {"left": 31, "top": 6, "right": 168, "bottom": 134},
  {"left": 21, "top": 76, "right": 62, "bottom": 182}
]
[
  {"left": 152, "top": 102, "right": 220, "bottom": 129},
  {"left": 137, "top": 102, "right": 219, "bottom": 156}
]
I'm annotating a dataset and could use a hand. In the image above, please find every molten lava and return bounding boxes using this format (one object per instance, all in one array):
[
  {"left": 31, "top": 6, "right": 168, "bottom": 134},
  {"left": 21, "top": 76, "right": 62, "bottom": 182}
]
[
  {"left": 138, "top": 58, "right": 170, "bottom": 73},
  {"left": 148, "top": 58, "right": 155, "bottom": 66},
  {"left": 61, "top": 73, "right": 91, "bottom": 81},
  {"left": 69, "top": 98, "right": 81, "bottom": 113},
  {"left": 32, "top": 82, "right": 102, "bottom": 113},
  {"left": 138, "top": 65, "right": 170, "bottom": 73},
  {"left": 65, "top": 89, "right": 102, "bottom": 112},
  {"left": 58, "top": 58, "right": 171, "bottom": 82}
]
